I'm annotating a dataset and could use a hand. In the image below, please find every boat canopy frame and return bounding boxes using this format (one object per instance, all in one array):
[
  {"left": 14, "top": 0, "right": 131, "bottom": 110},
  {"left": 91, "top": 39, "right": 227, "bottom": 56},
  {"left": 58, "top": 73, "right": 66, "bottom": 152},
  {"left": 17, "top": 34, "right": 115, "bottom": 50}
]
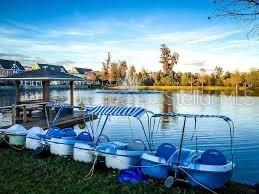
[
  {"left": 150, "top": 112, "right": 235, "bottom": 167},
  {"left": 84, "top": 106, "right": 154, "bottom": 150}
]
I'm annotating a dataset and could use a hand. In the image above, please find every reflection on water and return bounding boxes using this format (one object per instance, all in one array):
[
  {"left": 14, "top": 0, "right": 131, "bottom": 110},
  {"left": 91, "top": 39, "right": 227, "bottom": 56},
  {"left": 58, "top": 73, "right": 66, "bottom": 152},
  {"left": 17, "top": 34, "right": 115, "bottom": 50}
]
[
  {"left": 196, "top": 88, "right": 259, "bottom": 96},
  {"left": 161, "top": 92, "right": 178, "bottom": 129},
  {"left": 0, "top": 88, "right": 259, "bottom": 185}
]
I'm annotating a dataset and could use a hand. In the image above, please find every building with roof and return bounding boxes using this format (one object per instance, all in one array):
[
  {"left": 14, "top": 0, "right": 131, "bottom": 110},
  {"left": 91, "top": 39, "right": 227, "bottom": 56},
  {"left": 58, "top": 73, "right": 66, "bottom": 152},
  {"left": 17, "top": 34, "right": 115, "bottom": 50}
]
[
  {"left": 70, "top": 67, "right": 97, "bottom": 85},
  {"left": 23, "top": 65, "right": 33, "bottom": 72},
  {"left": 0, "top": 59, "right": 25, "bottom": 78},
  {"left": 70, "top": 67, "right": 92, "bottom": 75},
  {"left": 31, "top": 63, "right": 69, "bottom": 86},
  {"left": 0, "top": 68, "right": 83, "bottom": 105},
  {"left": 32, "top": 63, "right": 68, "bottom": 73}
]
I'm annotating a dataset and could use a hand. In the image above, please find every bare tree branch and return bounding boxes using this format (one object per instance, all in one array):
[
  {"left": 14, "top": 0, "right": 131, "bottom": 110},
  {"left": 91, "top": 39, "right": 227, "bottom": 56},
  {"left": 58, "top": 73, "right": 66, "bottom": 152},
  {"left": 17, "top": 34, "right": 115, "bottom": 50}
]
[{"left": 211, "top": 0, "right": 259, "bottom": 39}]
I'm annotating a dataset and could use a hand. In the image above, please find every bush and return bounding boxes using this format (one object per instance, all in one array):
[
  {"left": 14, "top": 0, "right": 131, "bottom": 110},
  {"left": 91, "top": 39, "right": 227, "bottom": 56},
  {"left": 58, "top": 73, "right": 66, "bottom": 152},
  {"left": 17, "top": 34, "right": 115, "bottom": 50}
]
[{"left": 160, "top": 75, "right": 174, "bottom": 86}]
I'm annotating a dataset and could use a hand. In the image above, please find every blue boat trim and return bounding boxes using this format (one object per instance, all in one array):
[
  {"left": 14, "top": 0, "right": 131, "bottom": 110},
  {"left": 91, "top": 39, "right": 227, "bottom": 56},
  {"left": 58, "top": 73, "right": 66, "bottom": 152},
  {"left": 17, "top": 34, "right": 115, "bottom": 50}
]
[
  {"left": 74, "top": 147, "right": 95, "bottom": 151},
  {"left": 98, "top": 150, "right": 143, "bottom": 157},
  {"left": 6, "top": 133, "right": 27, "bottom": 137},
  {"left": 26, "top": 136, "right": 42, "bottom": 141}
]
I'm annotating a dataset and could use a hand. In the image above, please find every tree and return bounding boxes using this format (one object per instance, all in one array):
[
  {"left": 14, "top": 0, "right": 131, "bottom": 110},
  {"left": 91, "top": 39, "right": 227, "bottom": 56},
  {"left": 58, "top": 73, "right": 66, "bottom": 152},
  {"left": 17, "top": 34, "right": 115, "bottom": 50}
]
[
  {"left": 223, "top": 71, "right": 232, "bottom": 79},
  {"left": 180, "top": 73, "right": 189, "bottom": 86},
  {"left": 214, "top": 66, "right": 223, "bottom": 78},
  {"left": 187, "top": 73, "right": 195, "bottom": 88},
  {"left": 117, "top": 60, "right": 128, "bottom": 81},
  {"left": 136, "top": 72, "right": 143, "bottom": 85},
  {"left": 108, "top": 62, "right": 118, "bottom": 84},
  {"left": 151, "top": 71, "right": 163, "bottom": 86},
  {"left": 214, "top": 66, "right": 224, "bottom": 86},
  {"left": 160, "top": 44, "right": 179, "bottom": 75},
  {"left": 198, "top": 68, "right": 207, "bottom": 87},
  {"left": 244, "top": 68, "right": 258, "bottom": 87},
  {"left": 223, "top": 78, "right": 232, "bottom": 86},
  {"left": 102, "top": 52, "right": 111, "bottom": 80},
  {"left": 173, "top": 72, "right": 182, "bottom": 86},
  {"left": 211, "top": 0, "right": 259, "bottom": 38},
  {"left": 97, "top": 70, "right": 106, "bottom": 84},
  {"left": 87, "top": 71, "right": 96, "bottom": 83},
  {"left": 160, "top": 75, "right": 174, "bottom": 86},
  {"left": 209, "top": 73, "right": 217, "bottom": 86},
  {"left": 230, "top": 71, "right": 242, "bottom": 89}
]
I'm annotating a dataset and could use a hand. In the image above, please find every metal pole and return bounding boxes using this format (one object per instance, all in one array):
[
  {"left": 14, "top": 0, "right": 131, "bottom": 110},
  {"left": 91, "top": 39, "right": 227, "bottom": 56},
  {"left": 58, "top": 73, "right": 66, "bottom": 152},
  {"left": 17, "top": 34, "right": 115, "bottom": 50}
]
[
  {"left": 94, "top": 115, "right": 109, "bottom": 144},
  {"left": 138, "top": 118, "right": 151, "bottom": 151},
  {"left": 177, "top": 117, "right": 187, "bottom": 165}
]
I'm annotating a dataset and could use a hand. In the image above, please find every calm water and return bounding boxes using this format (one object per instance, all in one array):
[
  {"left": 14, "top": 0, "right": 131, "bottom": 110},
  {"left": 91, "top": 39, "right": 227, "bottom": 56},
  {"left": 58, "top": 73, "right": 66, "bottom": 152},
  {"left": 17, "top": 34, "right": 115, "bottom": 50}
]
[{"left": 0, "top": 89, "right": 259, "bottom": 185}]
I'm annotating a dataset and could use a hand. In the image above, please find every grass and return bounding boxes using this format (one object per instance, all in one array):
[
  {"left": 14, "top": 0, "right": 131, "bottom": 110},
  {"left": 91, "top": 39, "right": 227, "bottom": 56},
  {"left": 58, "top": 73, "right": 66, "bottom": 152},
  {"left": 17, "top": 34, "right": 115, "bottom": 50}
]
[{"left": 0, "top": 145, "right": 256, "bottom": 194}]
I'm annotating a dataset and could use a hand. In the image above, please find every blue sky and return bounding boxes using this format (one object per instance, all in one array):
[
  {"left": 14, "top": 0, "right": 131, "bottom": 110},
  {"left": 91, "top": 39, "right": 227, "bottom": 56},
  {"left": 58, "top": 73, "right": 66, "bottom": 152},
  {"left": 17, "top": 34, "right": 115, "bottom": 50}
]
[{"left": 0, "top": 0, "right": 258, "bottom": 72}]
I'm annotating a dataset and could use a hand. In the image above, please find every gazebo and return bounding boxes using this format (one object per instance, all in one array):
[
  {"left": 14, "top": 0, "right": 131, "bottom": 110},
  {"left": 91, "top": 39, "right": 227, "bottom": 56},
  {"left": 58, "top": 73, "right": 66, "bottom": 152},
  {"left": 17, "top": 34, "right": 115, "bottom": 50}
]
[
  {"left": 1, "top": 68, "right": 84, "bottom": 105},
  {"left": 0, "top": 69, "right": 85, "bottom": 125}
]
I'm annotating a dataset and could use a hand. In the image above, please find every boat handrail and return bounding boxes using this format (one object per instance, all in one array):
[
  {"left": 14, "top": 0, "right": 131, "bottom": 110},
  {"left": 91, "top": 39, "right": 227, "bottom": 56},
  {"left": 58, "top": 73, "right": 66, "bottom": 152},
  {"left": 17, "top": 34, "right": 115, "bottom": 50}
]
[
  {"left": 152, "top": 112, "right": 232, "bottom": 122},
  {"left": 151, "top": 112, "right": 235, "bottom": 168}
]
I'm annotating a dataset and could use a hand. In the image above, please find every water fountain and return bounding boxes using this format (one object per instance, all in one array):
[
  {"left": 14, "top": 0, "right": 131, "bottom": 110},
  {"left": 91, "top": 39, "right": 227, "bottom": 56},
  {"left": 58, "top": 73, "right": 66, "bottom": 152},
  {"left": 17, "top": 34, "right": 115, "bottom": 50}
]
[{"left": 97, "top": 76, "right": 160, "bottom": 94}]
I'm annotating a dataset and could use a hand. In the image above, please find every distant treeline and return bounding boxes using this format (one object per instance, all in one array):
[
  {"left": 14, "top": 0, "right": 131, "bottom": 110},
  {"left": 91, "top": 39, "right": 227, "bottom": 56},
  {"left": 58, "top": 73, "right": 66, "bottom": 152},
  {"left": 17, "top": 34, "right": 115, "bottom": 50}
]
[{"left": 96, "top": 45, "right": 259, "bottom": 88}]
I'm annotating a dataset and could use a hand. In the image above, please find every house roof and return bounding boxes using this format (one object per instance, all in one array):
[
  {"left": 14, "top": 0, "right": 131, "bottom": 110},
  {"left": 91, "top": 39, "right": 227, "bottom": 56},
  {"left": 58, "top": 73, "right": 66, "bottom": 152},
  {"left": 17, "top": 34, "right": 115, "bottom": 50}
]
[
  {"left": 74, "top": 67, "right": 92, "bottom": 74},
  {"left": 37, "top": 63, "right": 68, "bottom": 73},
  {"left": 0, "top": 59, "right": 25, "bottom": 70},
  {"left": 0, "top": 68, "right": 83, "bottom": 81}
]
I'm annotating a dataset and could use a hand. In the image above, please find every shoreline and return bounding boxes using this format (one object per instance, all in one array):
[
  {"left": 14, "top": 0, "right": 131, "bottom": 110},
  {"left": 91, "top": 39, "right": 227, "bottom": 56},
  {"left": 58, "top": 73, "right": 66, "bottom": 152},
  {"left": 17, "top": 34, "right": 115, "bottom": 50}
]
[
  {"left": 110, "top": 85, "right": 259, "bottom": 91},
  {"left": 0, "top": 146, "right": 257, "bottom": 194},
  {"left": 1, "top": 85, "right": 258, "bottom": 92},
  {"left": 0, "top": 84, "right": 105, "bottom": 91}
]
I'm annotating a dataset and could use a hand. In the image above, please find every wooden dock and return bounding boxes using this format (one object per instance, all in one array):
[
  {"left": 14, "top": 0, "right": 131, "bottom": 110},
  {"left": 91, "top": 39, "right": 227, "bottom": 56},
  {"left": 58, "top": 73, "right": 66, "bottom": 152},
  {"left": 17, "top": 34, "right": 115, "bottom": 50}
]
[
  {"left": 16, "top": 111, "right": 96, "bottom": 129},
  {"left": 1, "top": 105, "right": 97, "bottom": 129}
]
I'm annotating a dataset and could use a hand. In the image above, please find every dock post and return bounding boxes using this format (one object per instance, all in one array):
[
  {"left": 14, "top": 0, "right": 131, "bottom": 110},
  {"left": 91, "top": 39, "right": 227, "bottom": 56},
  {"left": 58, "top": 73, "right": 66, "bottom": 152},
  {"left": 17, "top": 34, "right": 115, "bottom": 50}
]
[
  {"left": 43, "top": 81, "right": 50, "bottom": 102},
  {"left": 12, "top": 104, "right": 16, "bottom": 124},
  {"left": 70, "top": 81, "right": 74, "bottom": 106},
  {"left": 22, "top": 105, "right": 27, "bottom": 123},
  {"left": 15, "top": 81, "right": 21, "bottom": 105}
]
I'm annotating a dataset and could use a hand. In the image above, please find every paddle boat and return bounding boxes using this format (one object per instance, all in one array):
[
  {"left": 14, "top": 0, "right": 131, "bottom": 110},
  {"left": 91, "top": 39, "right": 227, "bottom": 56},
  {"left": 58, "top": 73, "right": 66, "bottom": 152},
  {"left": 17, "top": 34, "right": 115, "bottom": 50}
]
[
  {"left": 26, "top": 127, "right": 46, "bottom": 150},
  {"left": 25, "top": 103, "right": 77, "bottom": 154},
  {"left": 140, "top": 112, "right": 235, "bottom": 190},
  {"left": 82, "top": 106, "right": 154, "bottom": 170},
  {"left": 0, "top": 124, "right": 28, "bottom": 146},
  {"left": 27, "top": 126, "right": 89, "bottom": 157},
  {"left": 73, "top": 133, "right": 109, "bottom": 163},
  {"left": 37, "top": 102, "right": 106, "bottom": 157},
  {"left": 48, "top": 127, "right": 77, "bottom": 156}
]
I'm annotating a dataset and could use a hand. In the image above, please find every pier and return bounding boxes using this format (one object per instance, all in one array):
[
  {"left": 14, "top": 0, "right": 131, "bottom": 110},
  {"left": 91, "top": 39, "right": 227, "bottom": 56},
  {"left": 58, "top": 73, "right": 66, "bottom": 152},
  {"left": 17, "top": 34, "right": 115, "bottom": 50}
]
[{"left": 0, "top": 69, "right": 95, "bottom": 129}]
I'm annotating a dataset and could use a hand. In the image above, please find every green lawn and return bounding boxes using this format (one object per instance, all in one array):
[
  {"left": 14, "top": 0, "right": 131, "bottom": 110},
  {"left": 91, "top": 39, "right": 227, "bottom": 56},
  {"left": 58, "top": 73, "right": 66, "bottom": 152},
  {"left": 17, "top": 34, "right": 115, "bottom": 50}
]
[{"left": 0, "top": 146, "right": 255, "bottom": 194}]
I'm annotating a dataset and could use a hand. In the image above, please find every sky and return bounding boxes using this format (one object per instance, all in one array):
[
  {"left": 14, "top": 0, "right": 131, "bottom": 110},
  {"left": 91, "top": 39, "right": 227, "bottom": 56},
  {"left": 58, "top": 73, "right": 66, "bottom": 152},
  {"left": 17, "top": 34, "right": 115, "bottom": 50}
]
[{"left": 0, "top": 0, "right": 258, "bottom": 72}]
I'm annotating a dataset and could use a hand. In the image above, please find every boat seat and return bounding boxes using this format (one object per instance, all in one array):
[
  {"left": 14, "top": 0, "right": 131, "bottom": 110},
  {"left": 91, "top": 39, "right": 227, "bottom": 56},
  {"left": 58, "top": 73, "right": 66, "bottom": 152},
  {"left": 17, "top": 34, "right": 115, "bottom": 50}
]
[
  {"left": 155, "top": 143, "right": 176, "bottom": 161},
  {"left": 98, "top": 141, "right": 128, "bottom": 154},
  {"left": 200, "top": 149, "right": 227, "bottom": 165},
  {"left": 99, "top": 134, "right": 110, "bottom": 143},
  {"left": 127, "top": 139, "right": 146, "bottom": 151},
  {"left": 94, "top": 134, "right": 110, "bottom": 144},
  {"left": 167, "top": 148, "right": 200, "bottom": 166},
  {"left": 51, "top": 128, "right": 77, "bottom": 139},
  {"left": 76, "top": 131, "right": 93, "bottom": 142}
]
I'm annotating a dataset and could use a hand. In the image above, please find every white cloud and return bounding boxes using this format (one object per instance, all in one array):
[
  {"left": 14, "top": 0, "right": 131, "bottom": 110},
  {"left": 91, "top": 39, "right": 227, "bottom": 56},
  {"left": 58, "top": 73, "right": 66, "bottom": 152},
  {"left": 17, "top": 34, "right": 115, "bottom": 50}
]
[{"left": 0, "top": 19, "right": 259, "bottom": 72}]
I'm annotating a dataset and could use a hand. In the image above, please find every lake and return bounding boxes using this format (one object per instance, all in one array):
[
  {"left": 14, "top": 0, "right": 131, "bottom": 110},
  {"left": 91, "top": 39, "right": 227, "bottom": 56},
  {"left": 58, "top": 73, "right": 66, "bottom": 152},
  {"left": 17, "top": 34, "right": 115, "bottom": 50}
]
[{"left": 0, "top": 88, "right": 259, "bottom": 185}]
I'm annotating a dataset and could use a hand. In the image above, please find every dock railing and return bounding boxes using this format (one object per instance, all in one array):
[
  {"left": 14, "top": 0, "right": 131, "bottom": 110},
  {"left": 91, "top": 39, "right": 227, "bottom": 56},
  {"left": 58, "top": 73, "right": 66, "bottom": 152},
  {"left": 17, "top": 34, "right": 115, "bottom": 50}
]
[{"left": 0, "top": 102, "right": 48, "bottom": 124}]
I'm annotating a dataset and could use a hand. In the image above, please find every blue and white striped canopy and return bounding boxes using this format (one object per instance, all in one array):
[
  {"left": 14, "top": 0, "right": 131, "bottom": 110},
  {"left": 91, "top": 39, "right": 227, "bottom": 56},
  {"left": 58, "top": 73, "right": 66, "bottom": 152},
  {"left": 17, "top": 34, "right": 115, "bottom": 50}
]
[
  {"left": 152, "top": 112, "right": 232, "bottom": 122},
  {"left": 85, "top": 106, "right": 152, "bottom": 118}
]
